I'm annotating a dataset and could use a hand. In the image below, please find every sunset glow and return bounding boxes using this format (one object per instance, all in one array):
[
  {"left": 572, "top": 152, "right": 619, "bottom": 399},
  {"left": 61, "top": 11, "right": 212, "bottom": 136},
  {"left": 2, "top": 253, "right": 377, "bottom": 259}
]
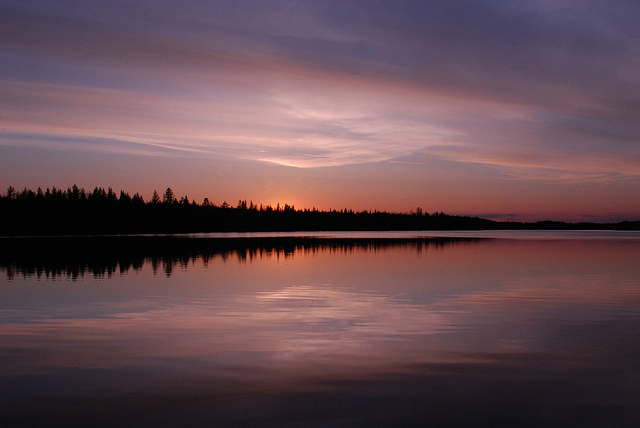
[{"left": 2, "top": 1, "right": 640, "bottom": 221}]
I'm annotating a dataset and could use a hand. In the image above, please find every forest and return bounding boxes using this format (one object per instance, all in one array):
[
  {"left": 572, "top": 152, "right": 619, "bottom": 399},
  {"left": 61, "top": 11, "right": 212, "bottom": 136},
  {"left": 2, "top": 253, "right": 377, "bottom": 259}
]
[{"left": 1, "top": 185, "right": 638, "bottom": 236}]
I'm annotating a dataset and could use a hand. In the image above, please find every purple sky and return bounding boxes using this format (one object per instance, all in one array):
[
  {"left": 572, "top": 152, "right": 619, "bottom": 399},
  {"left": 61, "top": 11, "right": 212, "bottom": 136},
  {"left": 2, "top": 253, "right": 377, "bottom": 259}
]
[{"left": 1, "top": 0, "right": 640, "bottom": 221}]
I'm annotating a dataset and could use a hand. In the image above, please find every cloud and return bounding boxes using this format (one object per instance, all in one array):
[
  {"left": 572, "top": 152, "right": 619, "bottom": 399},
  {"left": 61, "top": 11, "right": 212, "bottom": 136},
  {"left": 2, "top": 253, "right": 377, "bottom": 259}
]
[
  {"left": 0, "top": 75, "right": 464, "bottom": 168},
  {"left": 1, "top": 0, "right": 640, "bottom": 190}
]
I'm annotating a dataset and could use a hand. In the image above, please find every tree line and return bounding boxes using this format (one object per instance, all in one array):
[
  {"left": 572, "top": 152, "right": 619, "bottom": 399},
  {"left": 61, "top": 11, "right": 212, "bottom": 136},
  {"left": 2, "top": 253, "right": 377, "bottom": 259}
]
[
  {"left": 2, "top": 185, "right": 346, "bottom": 211},
  {"left": 1, "top": 185, "right": 638, "bottom": 236},
  {"left": 0, "top": 185, "right": 489, "bottom": 235}
]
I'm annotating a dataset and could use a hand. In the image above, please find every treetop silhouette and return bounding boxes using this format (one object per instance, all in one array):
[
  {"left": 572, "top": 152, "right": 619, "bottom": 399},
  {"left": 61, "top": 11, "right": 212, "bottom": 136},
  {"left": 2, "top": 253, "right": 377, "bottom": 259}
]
[{"left": 1, "top": 185, "right": 638, "bottom": 236}]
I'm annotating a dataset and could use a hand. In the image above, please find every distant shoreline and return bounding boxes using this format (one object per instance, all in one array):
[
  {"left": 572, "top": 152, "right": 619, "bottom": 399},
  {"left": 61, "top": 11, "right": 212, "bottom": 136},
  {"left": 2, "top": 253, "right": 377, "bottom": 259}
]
[{"left": 2, "top": 185, "right": 639, "bottom": 235}]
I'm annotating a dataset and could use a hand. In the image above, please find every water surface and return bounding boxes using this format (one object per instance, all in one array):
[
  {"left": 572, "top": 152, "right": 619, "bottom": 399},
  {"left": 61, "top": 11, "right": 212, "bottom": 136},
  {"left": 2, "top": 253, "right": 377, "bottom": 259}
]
[{"left": 1, "top": 233, "right": 639, "bottom": 426}]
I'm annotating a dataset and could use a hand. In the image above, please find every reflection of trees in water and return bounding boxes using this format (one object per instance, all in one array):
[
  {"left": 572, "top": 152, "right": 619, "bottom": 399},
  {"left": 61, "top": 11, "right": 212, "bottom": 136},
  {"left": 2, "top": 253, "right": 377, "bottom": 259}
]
[{"left": 0, "top": 236, "right": 481, "bottom": 280}]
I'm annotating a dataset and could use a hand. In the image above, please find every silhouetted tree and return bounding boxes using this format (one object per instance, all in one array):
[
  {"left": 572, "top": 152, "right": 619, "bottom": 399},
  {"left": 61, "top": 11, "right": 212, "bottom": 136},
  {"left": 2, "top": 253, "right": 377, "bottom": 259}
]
[
  {"left": 151, "top": 190, "right": 161, "bottom": 204},
  {"left": 107, "top": 187, "right": 117, "bottom": 203},
  {"left": 70, "top": 185, "right": 80, "bottom": 200},
  {"left": 163, "top": 188, "right": 175, "bottom": 204},
  {"left": 90, "top": 187, "right": 106, "bottom": 201},
  {"left": 132, "top": 193, "right": 145, "bottom": 204},
  {"left": 119, "top": 191, "right": 132, "bottom": 204}
]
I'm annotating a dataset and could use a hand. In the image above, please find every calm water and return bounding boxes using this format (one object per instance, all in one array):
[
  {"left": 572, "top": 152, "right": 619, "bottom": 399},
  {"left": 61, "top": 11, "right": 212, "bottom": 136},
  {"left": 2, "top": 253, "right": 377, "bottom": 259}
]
[{"left": 1, "top": 232, "right": 640, "bottom": 426}]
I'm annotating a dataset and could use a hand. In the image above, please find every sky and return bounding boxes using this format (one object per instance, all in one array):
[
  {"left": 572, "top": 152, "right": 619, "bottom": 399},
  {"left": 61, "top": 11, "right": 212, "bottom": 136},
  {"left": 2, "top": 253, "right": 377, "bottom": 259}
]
[{"left": 1, "top": 0, "right": 640, "bottom": 222}]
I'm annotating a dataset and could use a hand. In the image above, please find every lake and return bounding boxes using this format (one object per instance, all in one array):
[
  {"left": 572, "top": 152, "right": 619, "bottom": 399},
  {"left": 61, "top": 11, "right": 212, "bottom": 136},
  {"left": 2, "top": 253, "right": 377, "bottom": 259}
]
[{"left": 1, "top": 231, "right": 639, "bottom": 426}]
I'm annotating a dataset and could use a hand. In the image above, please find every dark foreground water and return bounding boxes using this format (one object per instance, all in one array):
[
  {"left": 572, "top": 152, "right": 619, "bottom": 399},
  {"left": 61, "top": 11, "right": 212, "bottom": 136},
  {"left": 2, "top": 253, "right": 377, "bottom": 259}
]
[{"left": 1, "top": 233, "right": 639, "bottom": 427}]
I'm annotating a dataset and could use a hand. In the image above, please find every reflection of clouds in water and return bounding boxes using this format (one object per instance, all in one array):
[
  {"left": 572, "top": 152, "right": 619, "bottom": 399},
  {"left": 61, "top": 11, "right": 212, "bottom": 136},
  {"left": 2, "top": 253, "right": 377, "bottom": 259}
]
[
  {"left": 0, "top": 284, "right": 452, "bottom": 376},
  {"left": 433, "top": 272, "right": 640, "bottom": 354},
  {"left": 447, "top": 272, "right": 640, "bottom": 316},
  {"left": 252, "top": 285, "right": 450, "bottom": 358}
]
